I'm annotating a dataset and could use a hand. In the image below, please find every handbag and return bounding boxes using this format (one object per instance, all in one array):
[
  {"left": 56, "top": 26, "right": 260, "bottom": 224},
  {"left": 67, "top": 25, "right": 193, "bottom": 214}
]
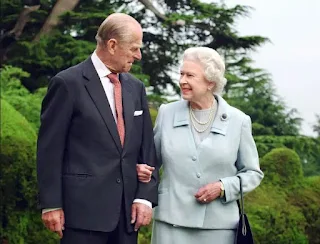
[{"left": 235, "top": 176, "right": 254, "bottom": 244}]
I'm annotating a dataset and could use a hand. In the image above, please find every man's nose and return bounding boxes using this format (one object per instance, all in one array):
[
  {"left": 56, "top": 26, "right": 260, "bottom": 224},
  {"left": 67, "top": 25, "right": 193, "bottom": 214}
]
[{"left": 134, "top": 49, "right": 142, "bottom": 61}]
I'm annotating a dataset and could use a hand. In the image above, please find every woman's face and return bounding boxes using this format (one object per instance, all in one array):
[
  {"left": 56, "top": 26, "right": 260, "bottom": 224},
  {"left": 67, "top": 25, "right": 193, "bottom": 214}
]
[{"left": 179, "top": 60, "right": 214, "bottom": 102}]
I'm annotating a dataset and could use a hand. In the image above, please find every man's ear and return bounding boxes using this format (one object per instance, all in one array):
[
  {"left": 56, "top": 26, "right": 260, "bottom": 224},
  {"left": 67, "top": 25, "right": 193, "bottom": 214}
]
[{"left": 106, "top": 39, "right": 117, "bottom": 55}]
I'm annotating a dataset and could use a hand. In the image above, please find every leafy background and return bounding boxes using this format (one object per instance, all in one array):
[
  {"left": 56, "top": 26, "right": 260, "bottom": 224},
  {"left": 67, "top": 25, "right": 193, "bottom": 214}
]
[{"left": 1, "top": 0, "right": 319, "bottom": 243}]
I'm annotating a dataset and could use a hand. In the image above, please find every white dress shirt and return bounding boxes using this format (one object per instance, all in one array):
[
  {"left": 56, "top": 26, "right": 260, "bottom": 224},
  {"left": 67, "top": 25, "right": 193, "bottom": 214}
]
[{"left": 42, "top": 52, "right": 151, "bottom": 214}]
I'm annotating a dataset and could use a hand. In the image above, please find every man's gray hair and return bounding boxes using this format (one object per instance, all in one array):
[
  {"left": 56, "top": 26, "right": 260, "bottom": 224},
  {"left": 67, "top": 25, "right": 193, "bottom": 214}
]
[
  {"left": 182, "top": 47, "right": 227, "bottom": 94},
  {"left": 95, "top": 13, "right": 139, "bottom": 45}
]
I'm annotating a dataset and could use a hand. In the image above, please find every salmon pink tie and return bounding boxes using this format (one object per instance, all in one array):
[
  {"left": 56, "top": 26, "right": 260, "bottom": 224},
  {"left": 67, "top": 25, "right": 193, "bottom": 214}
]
[{"left": 107, "top": 73, "right": 125, "bottom": 146}]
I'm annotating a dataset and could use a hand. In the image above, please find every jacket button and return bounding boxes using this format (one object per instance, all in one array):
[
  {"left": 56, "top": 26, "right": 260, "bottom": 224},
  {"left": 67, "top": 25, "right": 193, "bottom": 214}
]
[
  {"left": 196, "top": 173, "right": 201, "bottom": 178},
  {"left": 192, "top": 156, "right": 197, "bottom": 161},
  {"left": 116, "top": 178, "right": 121, "bottom": 183}
]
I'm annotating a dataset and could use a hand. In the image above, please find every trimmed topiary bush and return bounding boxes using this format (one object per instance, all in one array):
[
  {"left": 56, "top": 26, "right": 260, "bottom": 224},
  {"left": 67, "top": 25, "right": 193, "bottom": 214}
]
[
  {"left": 255, "top": 136, "right": 320, "bottom": 176},
  {"left": 260, "top": 148, "right": 303, "bottom": 189},
  {"left": 244, "top": 148, "right": 312, "bottom": 243},
  {"left": 0, "top": 99, "right": 58, "bottom": 243}
]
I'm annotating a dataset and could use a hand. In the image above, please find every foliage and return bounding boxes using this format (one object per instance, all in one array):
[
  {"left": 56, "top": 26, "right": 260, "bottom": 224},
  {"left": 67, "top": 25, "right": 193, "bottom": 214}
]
[
  {"left": 0, "top": 65, "right": 45, "bottom": 130},
  {"left": 225, "top": 58, "right": 301, "bottom": 136},
  {"left": 313, "top": 114, "right": 320, "bottom": 137},
  {"left": 289, "top": 176, "right": 320, "bottom": 244},
  {"left": 140, "top": 1, "right": 268, "bottom": 94},
  {"left": 0, "top": 99, "right": 58, "bottom": 243},
  {"left": 149, "top": 107, "right": 158, "bottom": 126},
  {"left": 252, "top": 123, "right": 274, "bottom": 136},
  {"left": 255, "top": 135, "right": 320, "bottom": 176},
  {"left": 1, "top": 1, "right": 267, "bottom": 93},
  {"left": 260, "top": 148, "right": 303, "bottom": 189},
  {"left": 0, "top": 0, "right": 319, "bottom": 243},
  {"left": 1, "top": 0, "right": 301, "bottom": 135},
  {"left": 245, "top": 148, "right": 310, "bottom": 244},
  {"left": 246, "top": 187, "right": 308, "bottom": 244},
  {"left": 138, "top": 225, "right": 153, "bottom": 244}
]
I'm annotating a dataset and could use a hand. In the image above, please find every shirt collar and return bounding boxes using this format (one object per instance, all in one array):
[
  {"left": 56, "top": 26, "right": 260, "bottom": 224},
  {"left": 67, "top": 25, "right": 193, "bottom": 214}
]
[{"left": 91, "top": 50, "right": 112, "bottom": 78}]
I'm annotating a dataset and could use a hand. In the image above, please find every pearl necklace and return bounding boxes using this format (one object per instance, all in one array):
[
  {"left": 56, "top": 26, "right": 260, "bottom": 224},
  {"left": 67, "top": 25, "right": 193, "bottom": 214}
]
[{"left": 189, "top": 100, "right": 216, "bottom": 133}]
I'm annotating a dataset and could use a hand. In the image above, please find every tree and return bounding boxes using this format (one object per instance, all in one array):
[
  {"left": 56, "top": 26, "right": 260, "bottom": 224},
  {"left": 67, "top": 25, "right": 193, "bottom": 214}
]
[
  {"left": 1, "top": 1, "right": 267, "bottom": 93},
  {"left": 1, "top": 1, "right": 319, "bottom": 242},
  {"left": 0, "top": 0, "right": 40, "bottom": 63},
  {"left": 34, "top": 0, "right": 80, "bottom": 41},
  {"left": 225, "top": 58, "right": 301, "bottom": 136},
  {"left": 313, "top": 114, "right": 320, "bottom": 138},
  {"left": 137, "top": 0, "right": 268, "bottom": 94}
]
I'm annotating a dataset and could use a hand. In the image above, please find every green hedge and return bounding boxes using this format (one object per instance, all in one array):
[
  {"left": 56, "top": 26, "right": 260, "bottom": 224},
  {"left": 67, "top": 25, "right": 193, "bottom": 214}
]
[
  {"left": 289, "top": 176, "right": 320, "bottom": 243},
  {"left": 0, "top": 99, "right": 58, "bottom": 243},
  {"left": 246, "top": 185, "right": 308, "bottom": 244},
  {"left": 245, "top": 148, "right": 320, "bottom": 244}
]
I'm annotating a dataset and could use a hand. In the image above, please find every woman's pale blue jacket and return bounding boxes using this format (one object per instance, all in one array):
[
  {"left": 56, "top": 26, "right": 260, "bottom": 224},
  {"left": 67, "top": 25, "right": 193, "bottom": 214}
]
[{"left": 153, "top": 95, "right": 264, "bottom": 229}]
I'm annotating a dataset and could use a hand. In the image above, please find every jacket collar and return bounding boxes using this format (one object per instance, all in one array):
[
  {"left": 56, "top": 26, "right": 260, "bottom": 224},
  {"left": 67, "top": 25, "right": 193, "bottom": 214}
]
[{"left": 173, "top": 95, "right": 230, "bottom": 136}]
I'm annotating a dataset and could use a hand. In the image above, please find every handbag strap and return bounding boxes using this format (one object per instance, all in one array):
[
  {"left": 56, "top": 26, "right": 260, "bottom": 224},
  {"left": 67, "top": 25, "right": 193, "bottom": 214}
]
[
  {"left": 238, "top": 176, "right": 245, "bottom": 216},
  {"left": 237, "top": 176, "right": 247, "bottom": 236}
]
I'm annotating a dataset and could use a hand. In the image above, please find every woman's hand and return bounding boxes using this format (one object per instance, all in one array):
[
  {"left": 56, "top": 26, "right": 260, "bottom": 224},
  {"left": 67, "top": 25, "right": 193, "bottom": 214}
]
[
  {"left": 136, "top": 164, "right": 155, "bottom": 183},
  {"left": 195, "top": 181, "right": 222, "bottom": 204}
]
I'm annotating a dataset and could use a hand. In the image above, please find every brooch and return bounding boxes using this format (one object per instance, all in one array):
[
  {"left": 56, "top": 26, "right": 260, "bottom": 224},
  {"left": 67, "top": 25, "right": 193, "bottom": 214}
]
[{"left": 220, "top": 113, "right": 228, "bottom": 121}]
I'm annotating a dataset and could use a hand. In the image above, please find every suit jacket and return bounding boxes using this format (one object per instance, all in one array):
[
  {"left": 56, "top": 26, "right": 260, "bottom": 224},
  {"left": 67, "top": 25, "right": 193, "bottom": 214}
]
[
  {"left": 37, "top": 57, "right": 159, "bottom": 232},
  {"left": 153, "top": 95, "right": 263, "bottom": 229}
]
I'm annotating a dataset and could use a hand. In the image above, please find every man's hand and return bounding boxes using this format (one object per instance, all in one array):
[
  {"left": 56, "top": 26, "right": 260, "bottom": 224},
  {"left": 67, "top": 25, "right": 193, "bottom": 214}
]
[
  {"left": 136, "top": 164, "right": 155, "bottom": 183},
  {"left": 42, "top": 209, "right": 65, "bottom": 238},
  {"left": 194, "top": 182, "right": 221, "bottom": 204},
  {"left": 131, "top": 202, "right": 152, "bottom": 231}
]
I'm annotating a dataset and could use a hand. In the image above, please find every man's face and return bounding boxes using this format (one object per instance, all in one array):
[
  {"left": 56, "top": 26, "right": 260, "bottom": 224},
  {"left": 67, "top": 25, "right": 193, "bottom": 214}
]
[{"left": 112, "top": 28, "right": 143, "bottom": 73}]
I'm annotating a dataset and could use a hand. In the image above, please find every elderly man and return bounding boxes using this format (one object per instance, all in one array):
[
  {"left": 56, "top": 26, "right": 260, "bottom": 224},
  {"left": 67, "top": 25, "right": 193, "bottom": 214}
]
[{"left": 37, "top": 13, "right": 158, "bottom": 244}]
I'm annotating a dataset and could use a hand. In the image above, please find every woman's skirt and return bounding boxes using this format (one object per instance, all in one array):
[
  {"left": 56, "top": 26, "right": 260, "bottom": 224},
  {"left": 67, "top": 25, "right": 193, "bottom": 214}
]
[{"left": 151, "top": 220, "right": 236, "bottom": 244}]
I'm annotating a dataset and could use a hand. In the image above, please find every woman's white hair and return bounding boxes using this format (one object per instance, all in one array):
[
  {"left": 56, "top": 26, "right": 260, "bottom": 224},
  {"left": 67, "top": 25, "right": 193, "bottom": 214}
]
[{"left": 182, "top": 47, "right": 227, "bottom": 94}]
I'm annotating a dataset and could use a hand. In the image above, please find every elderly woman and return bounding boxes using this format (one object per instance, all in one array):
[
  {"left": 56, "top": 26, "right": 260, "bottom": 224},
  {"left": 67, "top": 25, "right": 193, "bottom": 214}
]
[{"left": 137, "top": 47, "right": 264, "bottom": 244}]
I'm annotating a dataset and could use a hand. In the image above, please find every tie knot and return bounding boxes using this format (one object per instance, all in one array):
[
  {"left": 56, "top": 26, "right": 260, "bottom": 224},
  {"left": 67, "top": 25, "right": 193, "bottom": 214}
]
[{"left": 107, "top": 73, "right": 120, "bottom": 84}]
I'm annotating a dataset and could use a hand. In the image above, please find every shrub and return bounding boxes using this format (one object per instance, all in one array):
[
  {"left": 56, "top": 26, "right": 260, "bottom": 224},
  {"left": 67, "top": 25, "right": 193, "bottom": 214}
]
[
  {"left": 260, "top": 148, "right": 303, "bottom": 189},
  {"left": 149, "top": 107, "right": 158, "bottom": 126},
  {"left": 289, "top": 176, "right": 320, "bottom": 244},
  {"left": 246, "top": 185, "right": 308, "bottom": 244},
  {"left": 0, "top": 99, "right": 57, "bottom": 243}
]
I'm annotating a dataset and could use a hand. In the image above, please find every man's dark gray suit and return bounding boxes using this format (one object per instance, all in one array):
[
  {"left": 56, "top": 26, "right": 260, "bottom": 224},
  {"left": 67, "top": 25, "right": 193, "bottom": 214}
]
[{"left": 36, "top": 57, "right": 159, "bottom": 240}]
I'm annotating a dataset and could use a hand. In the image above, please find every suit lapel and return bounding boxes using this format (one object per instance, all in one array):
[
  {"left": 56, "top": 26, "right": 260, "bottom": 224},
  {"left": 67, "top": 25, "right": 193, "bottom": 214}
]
[
  {"left": 120, "top": 73, "right": 135, "bottom": 150},
  {"left": 82, "top": 58, "right": 122, "bottom": 153}
]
